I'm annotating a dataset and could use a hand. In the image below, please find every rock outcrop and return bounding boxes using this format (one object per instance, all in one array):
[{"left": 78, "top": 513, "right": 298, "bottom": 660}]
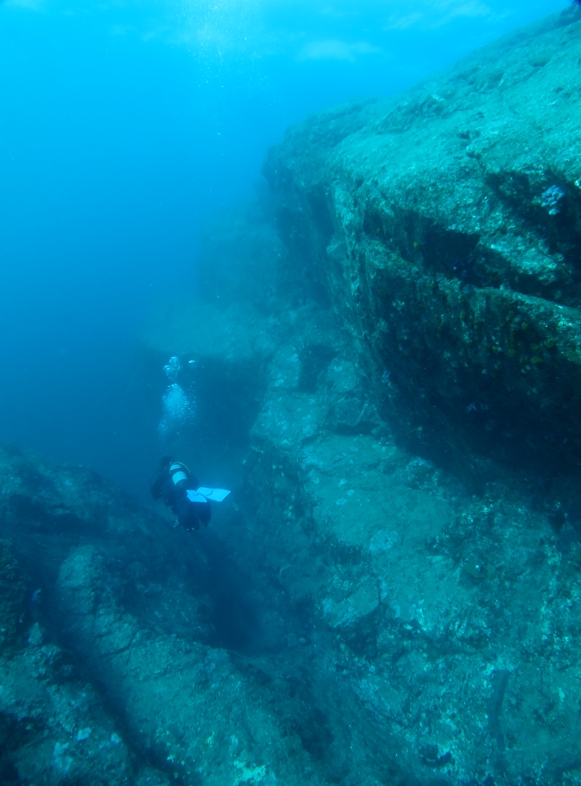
[
  {"left": 140, "top": 9, "right": 581, "bottom": 785},
  {"left": 0, "top": 443, "right": 370, "bottom": 786},
  {"left": 5, "top": 8, "right": 581, "bottom": 786},
  {"left": 263, "top": 6, "right": 581, "bottom": 479}
]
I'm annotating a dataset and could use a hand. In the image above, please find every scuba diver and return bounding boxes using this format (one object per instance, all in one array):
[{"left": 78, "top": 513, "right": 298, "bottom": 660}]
[
  {"left": 149, "top": 456, "right": 230, "bottom": 531},
  {"left": 150, "top": 456, "right": 211, "bottom": 531}
]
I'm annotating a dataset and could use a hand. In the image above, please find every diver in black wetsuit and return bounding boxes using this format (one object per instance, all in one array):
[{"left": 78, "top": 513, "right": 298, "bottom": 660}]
[{"left": 149, "top": 456, "right": 211, "bottom": 531}]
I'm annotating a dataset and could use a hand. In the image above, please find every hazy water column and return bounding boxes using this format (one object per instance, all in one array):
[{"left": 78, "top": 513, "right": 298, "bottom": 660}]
[
  {"left": 0, "top": 4, "right": 264, "bottom": 497},
  {"left": 0, "top": 0, "right": 569, "bottom": 499}
]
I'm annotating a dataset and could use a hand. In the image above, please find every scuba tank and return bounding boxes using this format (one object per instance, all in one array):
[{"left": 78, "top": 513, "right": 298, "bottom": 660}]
[{"left": 168, "top": 462, "right": 191, "bottom": 489}]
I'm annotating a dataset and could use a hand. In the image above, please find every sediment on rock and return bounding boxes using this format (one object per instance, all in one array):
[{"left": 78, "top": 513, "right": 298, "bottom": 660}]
[
  {"left": 263, "top": 8, "right": 581, "bottom": 480},
  {"left": 139, "top": 11, "right": 581, "bottom": 784},
  {"left": 0, "top": 444, "right": 419, "bottom": 786},
  {"left": 136, "top": 14, "right": 581, "bottom": 780}
]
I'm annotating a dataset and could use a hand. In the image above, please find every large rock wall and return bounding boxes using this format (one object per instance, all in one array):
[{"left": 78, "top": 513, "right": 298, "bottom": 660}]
[
  {"left": 126, "top": 9, "right": 581, "bottom": 785},
  {"left": 142, "top": 196, "right": 581, "bottom": 783},
  {"left": 194, "top": 9, "right": 581, "bottom": 784},
  {"left": 263, "top": 7, "right": 581, "bottom": 478},
  {"left": 233, "top": 314, "right": 581, "bottom": 785}
]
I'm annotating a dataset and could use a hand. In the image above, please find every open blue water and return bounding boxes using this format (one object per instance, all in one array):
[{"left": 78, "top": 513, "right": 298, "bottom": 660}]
[{"left": 0, "top": 0, "right": 568, "bottom": 498}]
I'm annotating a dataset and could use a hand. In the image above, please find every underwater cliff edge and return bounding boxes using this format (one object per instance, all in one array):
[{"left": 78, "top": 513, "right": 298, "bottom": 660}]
[
  {"left": 2, "top": 7, "right": 581, "bottom": 786},
  {"left": 263, "top": 6, "right": 581, "bottom": 482}
]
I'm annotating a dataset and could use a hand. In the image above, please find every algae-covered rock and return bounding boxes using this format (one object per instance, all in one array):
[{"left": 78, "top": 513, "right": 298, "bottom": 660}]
[
  {"left": 2, "top": 442, "right": 398, "bottom": 786},
  {"left": 0, "top": 625, "right": 136, "bottom": 786},
  {"left": 263, "top": 8, "right": 581, "bottom": 476},
  {"left": 0, "top": 443, "right": 175, "bottom": 784},
  {"left": 238, "top": 396, "right": 581, "bottom": 786},
  {"left": 96, "top": 9, "right": 581, "bottom": 786},
  {"left": 57, "top": 543, "right": 322, "bottom": 786}
]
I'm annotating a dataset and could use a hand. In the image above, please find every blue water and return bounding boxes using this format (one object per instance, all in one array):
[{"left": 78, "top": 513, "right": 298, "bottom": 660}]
[{"left": 0, "top": 0, "right": 568, "bottom": 498}]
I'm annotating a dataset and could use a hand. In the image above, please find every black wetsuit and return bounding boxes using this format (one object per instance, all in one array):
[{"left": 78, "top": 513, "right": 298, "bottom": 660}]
[{"left": 150, "top": 464, "right": 211, "bottom": 531}]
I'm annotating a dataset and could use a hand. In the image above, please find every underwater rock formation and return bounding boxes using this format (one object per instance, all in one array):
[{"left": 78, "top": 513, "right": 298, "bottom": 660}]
[
  {"left": 139, "top": 10, "right": 581, "bottom": 785},
  {"left": 263, "top": 8, "right": 581, "bottom": 479},
  {"left": 5, "top": 8, "right": 581, "bottom": 786},
  {"left": 0, "top": 443, "right": 354, "bottom": 786},
  {"left": 0, "top": 445, "right": 167, "bottom": 785}
]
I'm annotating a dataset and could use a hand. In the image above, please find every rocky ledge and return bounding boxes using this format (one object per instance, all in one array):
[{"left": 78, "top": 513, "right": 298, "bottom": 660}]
[
  {"left": 0, "top": 443, "right": 362, "bottom": 786},
  {"left": 139, "top": 9, "right": 581, "bottom": 785},
  {"left": 263, "top": 6, "right": 581, "bottom": 479}
]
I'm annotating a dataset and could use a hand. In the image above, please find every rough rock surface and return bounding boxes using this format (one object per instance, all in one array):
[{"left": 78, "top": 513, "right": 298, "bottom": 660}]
[
  {"left": 139, "top": 10, "right": 581, "bottom": 785},
  {"left": 5, "top": 9, "right": 581, "bottom": 786},
  {"left": 0, "top": 443, "right": 362, "bottom": 786},
  {"left": 263, "top": 6, "right": 581, "bottom": 479},
  {"left": 0, "top": 445, "right": 169, "bottom": 785}
]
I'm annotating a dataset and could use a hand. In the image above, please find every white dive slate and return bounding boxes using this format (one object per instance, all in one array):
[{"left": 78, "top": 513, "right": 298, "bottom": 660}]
[{"left": 187, "top": 488, "right": 231, "bottom": 503}]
